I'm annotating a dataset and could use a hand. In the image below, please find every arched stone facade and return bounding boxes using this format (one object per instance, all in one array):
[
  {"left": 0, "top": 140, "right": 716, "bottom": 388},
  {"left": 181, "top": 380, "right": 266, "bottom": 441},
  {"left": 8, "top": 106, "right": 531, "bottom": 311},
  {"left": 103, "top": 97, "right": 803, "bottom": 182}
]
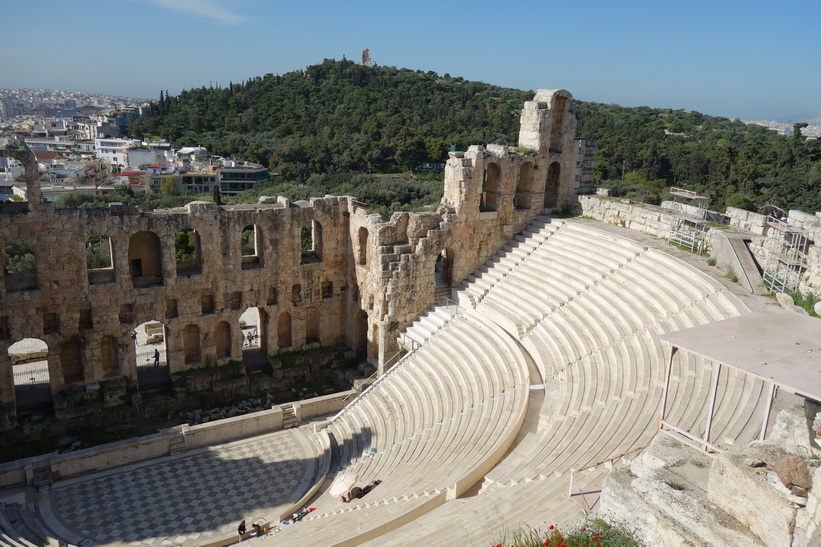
[{"left": 0, "top": 89, "right": 589, "bottom": 429}]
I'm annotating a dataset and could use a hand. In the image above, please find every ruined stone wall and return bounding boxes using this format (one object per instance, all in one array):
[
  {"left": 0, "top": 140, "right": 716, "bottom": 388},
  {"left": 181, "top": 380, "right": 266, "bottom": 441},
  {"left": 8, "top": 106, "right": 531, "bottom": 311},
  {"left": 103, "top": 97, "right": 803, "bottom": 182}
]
[
  {"left": 0, "top": 195, "right": 360, "bottom": 427},
  {"left": 368, "top": 89, "right": 583, "bottom": 367},
  {"left": 0, "top": 88, "right": 586, "bottom": 427}
]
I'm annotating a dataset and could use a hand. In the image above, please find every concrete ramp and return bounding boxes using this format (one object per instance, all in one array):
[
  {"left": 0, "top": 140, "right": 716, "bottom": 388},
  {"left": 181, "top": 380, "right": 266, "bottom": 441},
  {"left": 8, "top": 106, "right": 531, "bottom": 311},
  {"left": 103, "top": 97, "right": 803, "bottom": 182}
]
[{"left": 712, "top": 232, "right": 767, "bottom": 294}]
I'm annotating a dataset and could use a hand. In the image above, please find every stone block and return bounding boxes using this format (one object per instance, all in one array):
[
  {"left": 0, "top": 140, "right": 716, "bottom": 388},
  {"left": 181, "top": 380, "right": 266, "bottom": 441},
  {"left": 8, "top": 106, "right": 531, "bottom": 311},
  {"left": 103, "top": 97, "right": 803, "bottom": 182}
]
[{"left": 708, "top": 444, "right": 799, "bottom": 546}]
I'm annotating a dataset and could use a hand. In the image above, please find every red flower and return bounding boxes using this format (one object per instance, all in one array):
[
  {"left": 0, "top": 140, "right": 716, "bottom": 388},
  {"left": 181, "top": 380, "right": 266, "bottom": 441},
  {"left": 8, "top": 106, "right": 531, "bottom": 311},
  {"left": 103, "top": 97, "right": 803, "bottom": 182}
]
[
  {"left": 559, "top": 538, "right": 565, "bottom": 542},
  {"left": 549, "top": 525, "right": 554, "bottom": 530},
  {"left": 582, "top": 528, "right": 586, "bottom": 531},
  {"left": 542, "top": 541, "right": 549, "bottom": 546},
  {"left": 593, "top": 537, "right": 599, "bottom": 542}
]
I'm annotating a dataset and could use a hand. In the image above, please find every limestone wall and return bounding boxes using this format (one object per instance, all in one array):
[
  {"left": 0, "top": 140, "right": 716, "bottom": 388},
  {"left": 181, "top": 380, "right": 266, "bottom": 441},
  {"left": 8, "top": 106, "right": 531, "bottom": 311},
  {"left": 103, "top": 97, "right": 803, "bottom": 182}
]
[
  {"left": 576, "top": 195, "right": 677, "bottom": 238},
  {"left": 0, "top": 88, "right": 585, "bottom": 427}
]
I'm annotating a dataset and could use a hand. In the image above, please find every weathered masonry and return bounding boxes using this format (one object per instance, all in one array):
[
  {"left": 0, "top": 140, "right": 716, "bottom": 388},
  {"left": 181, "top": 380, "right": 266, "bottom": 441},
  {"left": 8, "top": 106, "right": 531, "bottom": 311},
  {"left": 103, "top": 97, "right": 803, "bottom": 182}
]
[{"left": 0, "top": 89, "right": 591, "bottom": 430}]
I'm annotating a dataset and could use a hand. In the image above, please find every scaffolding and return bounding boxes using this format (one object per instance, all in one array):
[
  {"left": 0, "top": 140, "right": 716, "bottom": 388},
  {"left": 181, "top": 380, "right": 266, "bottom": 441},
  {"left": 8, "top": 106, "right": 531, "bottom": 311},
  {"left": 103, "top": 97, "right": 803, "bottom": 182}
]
[
  {"left": 762, "top": 215, "right": 806, "bottom": 294},
  {"left": 668, "top": 187, "right": 709, "bottom": 253}
]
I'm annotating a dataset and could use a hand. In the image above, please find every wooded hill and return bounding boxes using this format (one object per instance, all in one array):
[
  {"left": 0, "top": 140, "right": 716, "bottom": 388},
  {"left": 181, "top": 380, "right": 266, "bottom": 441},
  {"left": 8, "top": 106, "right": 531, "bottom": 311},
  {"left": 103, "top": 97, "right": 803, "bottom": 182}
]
[{"left": 129, "top": 58, "right": 821, "bottom": 213}]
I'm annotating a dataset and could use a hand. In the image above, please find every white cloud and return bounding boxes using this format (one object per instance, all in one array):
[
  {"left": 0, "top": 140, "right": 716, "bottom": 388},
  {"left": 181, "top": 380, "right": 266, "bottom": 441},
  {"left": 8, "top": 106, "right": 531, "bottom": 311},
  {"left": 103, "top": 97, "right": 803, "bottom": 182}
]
[{"left": 146, "top": 0, "right": 247, "bottom": 25}]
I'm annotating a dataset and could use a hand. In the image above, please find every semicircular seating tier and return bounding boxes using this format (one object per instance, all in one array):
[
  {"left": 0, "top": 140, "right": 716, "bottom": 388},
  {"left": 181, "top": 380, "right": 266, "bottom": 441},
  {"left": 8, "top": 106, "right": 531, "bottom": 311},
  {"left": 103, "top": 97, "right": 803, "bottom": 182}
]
[{"left": 275, "top": 217, "right": 769, "bottom": 546}]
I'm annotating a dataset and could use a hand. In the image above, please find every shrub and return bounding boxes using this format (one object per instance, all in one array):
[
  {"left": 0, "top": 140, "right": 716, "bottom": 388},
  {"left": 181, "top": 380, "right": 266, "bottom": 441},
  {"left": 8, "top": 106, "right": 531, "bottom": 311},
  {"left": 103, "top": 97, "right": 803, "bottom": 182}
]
[
  {"left": 495, "top": 518, "right": 639, "bottom": 547},
  {"left": 790, "top": 291, "right": 819, "bottom": 317}
]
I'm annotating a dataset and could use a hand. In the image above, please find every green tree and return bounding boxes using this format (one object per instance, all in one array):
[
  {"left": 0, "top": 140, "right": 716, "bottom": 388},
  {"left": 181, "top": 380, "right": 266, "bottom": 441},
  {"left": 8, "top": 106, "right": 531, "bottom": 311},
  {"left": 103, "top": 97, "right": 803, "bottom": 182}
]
[
  {"left": 85, "top": 236, "right": 112, "bottom": 269},
  {"left": 240, "top": 227, "right": 256, "bottom": 256},
  {"left": 2, "top": 238, "right": 36, "bottom": 276},
  {"left": 175, "top": 230, "right": 197, "bottom": 262},
  {"left": 160, "top": 175, "right": 179, "bottom": 196}
]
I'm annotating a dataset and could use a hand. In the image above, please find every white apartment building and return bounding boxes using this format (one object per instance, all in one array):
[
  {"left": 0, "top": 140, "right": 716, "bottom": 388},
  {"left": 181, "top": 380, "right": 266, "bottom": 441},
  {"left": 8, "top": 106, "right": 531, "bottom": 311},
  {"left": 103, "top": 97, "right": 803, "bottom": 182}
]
[{"left": 95, "top": 137, "right": 139, "bottom": 168}]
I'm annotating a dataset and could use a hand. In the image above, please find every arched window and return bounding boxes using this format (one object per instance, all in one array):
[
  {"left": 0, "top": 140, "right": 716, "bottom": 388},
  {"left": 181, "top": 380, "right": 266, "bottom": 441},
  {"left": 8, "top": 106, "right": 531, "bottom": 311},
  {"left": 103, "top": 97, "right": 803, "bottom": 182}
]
[
  {"left": 278, "top": 311, "right": 292, "bottom": 348},
  {"left": 215, "top": 321, "right": 231, "bottom": 358},
  {"left": 128, "top": 231, "right": 163, "bottom": 286},
  {"left": 183, "top": 324, "right": 201, "bottom": 364},
  {"left": 515, "top": 162, "right": 535, "bottom": 210},
  {"left": 100, "top": 335, "right": 119, "bottom": 377},
  {"left": 175, "top": 229, "right": 201, "bottom": 275},
  {"left": 241, "top": 225, "right": 261, "bottom": 269},
  {"left": 9, "top": 338, "right": 52, "bottom": 413},
  {"left": 61, "top": 337, "right": 84, "bottom": 384},
  {"left": 480, "top": 163, "right": 501, "bottom": 212},
  {"left": 86, "top": 235, "right": 114, "bottom": 284},
  {"left": 544, "top": 162, "right": 561, "bottom": 209},
  {"left": 435, "top": 248, "right": 455, "bottom": 287},
  {"left": 301, "top": 220, "right": 322, "bottom": 263},
  {"left": 306, "top": 306, "right": 320, "bottom": 343}
]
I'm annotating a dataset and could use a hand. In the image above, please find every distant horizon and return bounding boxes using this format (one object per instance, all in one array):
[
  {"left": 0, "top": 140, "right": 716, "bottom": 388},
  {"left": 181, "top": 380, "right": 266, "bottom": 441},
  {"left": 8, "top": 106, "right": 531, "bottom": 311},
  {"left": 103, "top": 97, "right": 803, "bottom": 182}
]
[
  {"left": 1, "top": 76, "right": 818, "bottom": 125},
  {"left": 3, "top": 1, "right": 819, "bottom": 123}
]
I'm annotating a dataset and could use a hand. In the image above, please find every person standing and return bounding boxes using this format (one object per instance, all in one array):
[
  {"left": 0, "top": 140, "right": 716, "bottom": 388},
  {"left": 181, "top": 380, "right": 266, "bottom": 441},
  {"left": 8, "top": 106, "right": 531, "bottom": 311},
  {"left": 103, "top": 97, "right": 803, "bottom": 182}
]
[
  {"left": 131, "top": 330, "right": 138, "bottom": 346},
  {"left": 153, "top": 348, "right": 160, "bottom": 367}
]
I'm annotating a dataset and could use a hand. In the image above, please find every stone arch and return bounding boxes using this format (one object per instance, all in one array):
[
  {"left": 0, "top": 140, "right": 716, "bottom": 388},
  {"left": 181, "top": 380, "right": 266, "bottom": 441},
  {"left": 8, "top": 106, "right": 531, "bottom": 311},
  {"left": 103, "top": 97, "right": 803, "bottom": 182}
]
[
  {"left": 133, "top": 320, "right": 170, "bottom": 389},
  {"left": 215, "top": 321, "right": 231, "bottom": 358},
  {"left": 183, "top": 324, "right": 201, "bottom": 364},
  {"left": 436, "top": 248, "right": 455, "bottom": 287},
  {"left": 128, "top": 231, "right": 163, "bottom": 287},
  {"left": 481, "top": 162, "right": 501, "bottom": 212},
  {"left": 0, "top": 137, "right": 42, "bottom": 206},
  {"left": 2, "top": 238, "right": 37, "bottom": 291},
  {"left": 277, "top": 311, "right": 292, "bottom": 348},
  {"left": 100, "top": 335, "right": 119, "bottom": 377},
  {"left": 355, "top": 310, "right": 368, "bottom": 359},
  {"left": 549, "top": 96, "right": 567, "bottom": 154},
  {"left": 60, "top": 337, "right": 84, "bottom": 385},
  {"left": 8, "top": 338, "right": 52, "bottom": 413},
  {"left": 175, "top": 228, "right": 201, "bottom": 275},
  {"left": 515, "top": 162, "right": 535, "bottom": 209},
  {"left": 357, "top": 227, "right": 369, "bottom": 266},
  {"left": 544, "top": 161, "right": 561, "bottom": 209},
  {"left": 306, "top": 306, "right": 320, "bottom": 343}
]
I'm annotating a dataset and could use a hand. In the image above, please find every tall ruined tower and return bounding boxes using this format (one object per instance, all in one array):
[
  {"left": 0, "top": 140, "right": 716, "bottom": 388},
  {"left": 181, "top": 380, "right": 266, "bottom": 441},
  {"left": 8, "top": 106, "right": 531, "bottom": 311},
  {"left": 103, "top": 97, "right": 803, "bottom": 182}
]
[
  {"left": 442, "top": 89, "right": 581, "bottom": 218},
  {"left": 360, "top": 49, "right": 374, "bottom": 67}
]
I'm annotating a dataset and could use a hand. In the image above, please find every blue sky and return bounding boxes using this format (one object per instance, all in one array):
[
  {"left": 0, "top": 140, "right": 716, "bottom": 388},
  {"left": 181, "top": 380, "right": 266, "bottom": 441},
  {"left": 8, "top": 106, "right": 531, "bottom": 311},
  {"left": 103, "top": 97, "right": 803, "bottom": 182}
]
[{"left": 1, "top": 0, "right": 819, "bottom": 120}]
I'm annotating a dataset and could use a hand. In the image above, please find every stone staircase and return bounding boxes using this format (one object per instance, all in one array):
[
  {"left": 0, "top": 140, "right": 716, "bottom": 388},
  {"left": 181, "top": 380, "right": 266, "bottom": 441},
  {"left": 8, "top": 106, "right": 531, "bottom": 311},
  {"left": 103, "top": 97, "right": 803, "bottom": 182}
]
[
  {"left": 281, "top": 404, "right": 297, "bottom": 429},
  {"left": 453, "top": 216, "right": 562, "bottom": 309},
  {"left": 397, "top": 300, "right": 458, "bottom": 350},
  {"left": 168, "top": 427, "right": 187, "bottom": 455},
  {"left": 30, "top": 465, "right": 52, "bottom": 489}
]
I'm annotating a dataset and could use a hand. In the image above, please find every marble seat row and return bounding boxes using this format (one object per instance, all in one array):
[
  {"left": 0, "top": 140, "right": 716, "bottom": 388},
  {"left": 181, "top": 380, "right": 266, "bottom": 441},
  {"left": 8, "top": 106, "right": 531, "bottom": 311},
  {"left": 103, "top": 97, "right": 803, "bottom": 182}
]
[
  {"left": 278, "top": 218, "right": 765, "bottom": 545},
  {"left": 274, "top": 308, "right": 531, "bottom": 545}
]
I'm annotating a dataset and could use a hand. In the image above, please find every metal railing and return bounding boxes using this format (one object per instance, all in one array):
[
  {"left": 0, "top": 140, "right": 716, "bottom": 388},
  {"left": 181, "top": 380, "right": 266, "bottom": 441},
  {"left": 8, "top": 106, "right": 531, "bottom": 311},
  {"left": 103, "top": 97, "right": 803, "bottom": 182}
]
[
  {"left": 566, "top": 444, "right": 648, "bottom": 512},
  {"left": 13, "top": 367, "right": 50, "bottom": 386},
  {"left": 437, "top": 295, "right": 459, "bottom": 316}
]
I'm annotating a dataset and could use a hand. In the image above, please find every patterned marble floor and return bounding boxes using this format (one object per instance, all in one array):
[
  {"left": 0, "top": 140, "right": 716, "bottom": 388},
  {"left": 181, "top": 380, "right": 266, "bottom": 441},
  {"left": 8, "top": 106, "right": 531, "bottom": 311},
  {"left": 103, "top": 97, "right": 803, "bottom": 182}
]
[{"left": 42, "top": 428, "right": 317, "bottom": 546}]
